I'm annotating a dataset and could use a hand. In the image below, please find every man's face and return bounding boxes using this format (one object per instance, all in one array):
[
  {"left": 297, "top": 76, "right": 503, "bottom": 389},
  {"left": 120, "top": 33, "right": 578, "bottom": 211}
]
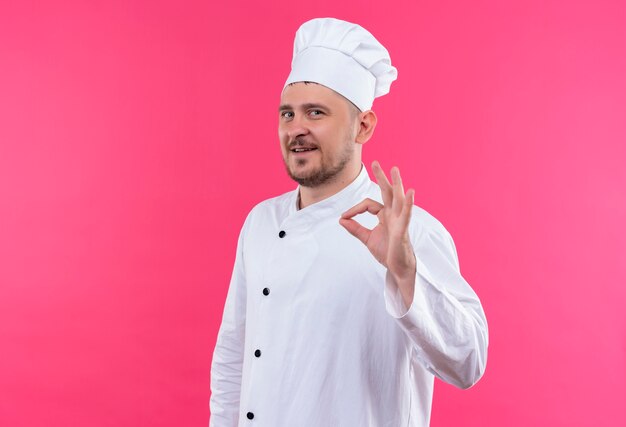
[{"left": 278, "top": 82, "right": 359, "bottom": 187}]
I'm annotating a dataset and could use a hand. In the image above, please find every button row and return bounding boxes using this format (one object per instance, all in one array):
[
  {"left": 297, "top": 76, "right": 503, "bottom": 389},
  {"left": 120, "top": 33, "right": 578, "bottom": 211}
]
[{"left": 249, "top": 274, "right": 275, "bottom": 420}]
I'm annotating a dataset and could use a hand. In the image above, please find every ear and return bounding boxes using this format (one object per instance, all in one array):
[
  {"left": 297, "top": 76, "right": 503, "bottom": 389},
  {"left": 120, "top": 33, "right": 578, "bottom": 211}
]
[{"left": 355, "top": 110, "right": 378, "bottom": 145}]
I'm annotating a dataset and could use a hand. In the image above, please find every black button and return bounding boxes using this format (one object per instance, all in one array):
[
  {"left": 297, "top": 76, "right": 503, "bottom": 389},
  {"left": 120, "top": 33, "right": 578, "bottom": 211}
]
[
  {"left": 254, "top": 349, "right": 261, "bottom": 357},
  {"left": 278, "top": 230, "right": 286, "bottom": 238},
  {"left": 262, "top": 287, "right": 270, "bottom": 296},
  {"left": 247, "top": 412, "right": 254, "bottom": 420}
]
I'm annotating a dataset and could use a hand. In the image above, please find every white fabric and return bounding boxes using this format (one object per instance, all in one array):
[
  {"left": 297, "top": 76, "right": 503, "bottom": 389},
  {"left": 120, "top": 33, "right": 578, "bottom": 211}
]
[
  {"left": 283, "top": 17, "right": 398, "bottom": 111},
  {"left": 210, "top": 166, "right": 489, "bottom": 426}
]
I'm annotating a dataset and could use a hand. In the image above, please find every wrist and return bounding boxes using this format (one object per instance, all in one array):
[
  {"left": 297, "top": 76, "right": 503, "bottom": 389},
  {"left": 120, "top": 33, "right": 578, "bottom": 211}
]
[
  {"left": 388, "top": 250, "right": 417, "bottom": 308},
  {"left": 388, "top": 245, "right": 417, "bottom": 283}
]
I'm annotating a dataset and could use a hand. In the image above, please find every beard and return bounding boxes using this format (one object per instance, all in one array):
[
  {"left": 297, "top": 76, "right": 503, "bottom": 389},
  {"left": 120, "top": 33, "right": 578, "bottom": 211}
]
[{"left": 283, "top": 137, "right": 354, "bottom": 188}]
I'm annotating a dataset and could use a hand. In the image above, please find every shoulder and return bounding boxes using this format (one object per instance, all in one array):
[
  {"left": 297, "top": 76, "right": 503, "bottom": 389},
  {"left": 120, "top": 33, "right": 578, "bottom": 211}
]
[
  {"left": 249, "top": 189, "right": 296, "bottom": 218},
  {"left": 240, "top": 189, "right": 297, "bottom": 233},
  {"left": 410, "top": 205, "right": 451, "bottom": 239},
  {"left": 408, "top": 204, "right": 459, "bottom": 266}
]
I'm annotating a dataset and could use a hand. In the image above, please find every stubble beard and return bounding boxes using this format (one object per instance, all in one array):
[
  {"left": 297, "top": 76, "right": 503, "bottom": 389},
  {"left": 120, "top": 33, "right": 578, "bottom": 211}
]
[{"left": 284, "top": 138, "right": 355, "bottom": 188}]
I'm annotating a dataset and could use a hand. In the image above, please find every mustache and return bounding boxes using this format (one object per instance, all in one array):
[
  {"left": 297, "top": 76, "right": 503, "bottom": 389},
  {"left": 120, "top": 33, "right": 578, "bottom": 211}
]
[{"left": 288, "top": 138, "right": 318, "bottom": 150}]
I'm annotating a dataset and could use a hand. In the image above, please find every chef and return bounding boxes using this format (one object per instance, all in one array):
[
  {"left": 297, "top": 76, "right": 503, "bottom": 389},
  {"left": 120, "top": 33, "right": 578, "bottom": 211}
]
[{"left": 209, "top": 17, "right": 488, "bottom": 426}]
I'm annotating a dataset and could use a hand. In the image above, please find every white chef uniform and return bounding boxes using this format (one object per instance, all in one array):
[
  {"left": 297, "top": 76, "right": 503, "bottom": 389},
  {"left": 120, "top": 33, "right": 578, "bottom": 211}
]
[{"left": 209, "top": 165, "right": 489, "bottom": 426}]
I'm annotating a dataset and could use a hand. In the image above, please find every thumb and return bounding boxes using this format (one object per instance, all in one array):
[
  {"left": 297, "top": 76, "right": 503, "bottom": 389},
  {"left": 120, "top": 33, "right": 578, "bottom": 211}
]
[{"left": 339, "top": 217, "right": 371, "bottom": 245}]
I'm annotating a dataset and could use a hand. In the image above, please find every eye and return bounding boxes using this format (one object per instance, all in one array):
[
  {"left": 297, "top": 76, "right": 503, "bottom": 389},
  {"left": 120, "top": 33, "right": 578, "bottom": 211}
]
[
  {"left": 280, "top": 111, "right": 294, "bottom": 119},
  {"left": 309, "top": 109, "right": 324, "bottom": 117}
]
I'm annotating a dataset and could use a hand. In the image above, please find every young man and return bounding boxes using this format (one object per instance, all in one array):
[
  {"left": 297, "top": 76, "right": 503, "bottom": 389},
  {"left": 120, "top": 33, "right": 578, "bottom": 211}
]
[{"left": 210, "top": 17, "right": 488, "bottom": 426}]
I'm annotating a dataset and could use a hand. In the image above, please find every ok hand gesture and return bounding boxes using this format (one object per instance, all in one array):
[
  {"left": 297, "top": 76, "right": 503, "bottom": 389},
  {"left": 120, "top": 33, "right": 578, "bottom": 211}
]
[{"left": 339, "top": 161, "right": 417, "bottom": 306}]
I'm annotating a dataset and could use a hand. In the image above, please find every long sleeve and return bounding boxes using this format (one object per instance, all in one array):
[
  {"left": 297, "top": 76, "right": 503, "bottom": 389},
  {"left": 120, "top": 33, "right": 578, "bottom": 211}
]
[
  {"left": 383, "top": 218, "right": 489, "bottom": 389},
  {"left": 209, "top": 225, "right": 248, "bottom": 426}
]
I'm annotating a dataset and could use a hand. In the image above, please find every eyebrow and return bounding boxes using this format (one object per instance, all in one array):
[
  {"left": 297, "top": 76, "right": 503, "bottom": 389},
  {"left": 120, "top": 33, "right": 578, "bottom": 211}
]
[{"left": 278, "top": 103, "right": 329, "bottom": 112}]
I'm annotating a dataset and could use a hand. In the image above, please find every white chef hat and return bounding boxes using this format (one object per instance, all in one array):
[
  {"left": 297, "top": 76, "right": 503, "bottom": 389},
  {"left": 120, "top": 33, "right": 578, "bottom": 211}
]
[{"left": 283, "top": 17, "right": 398, "bottom": 112}]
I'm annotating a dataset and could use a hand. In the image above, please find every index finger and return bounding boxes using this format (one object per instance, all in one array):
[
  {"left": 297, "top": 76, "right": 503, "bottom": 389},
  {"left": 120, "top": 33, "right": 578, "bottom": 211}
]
[{"left": 341, "top": 198, "right": 383, "bottom": 219}]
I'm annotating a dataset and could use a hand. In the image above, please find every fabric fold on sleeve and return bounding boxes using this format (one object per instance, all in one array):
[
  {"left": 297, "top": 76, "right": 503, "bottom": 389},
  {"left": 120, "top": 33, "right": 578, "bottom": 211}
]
[
  {"left": 209, "top": 217, "right": 250, "bottom": 426},
  {"left": 383, "top": 221, "right": 489, "bottom": 390}
]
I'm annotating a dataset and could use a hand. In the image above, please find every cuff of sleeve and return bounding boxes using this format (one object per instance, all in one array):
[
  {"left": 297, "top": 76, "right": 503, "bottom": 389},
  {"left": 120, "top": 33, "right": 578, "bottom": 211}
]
[
  {"left": 383, "top": 268, "right": 428, "bottom": 322},
  {"left": 383, "top": 269, "right": 410, "bottom": 318},
  {"left": 382, "top": 262, "right": 437, "bottom": 338}
]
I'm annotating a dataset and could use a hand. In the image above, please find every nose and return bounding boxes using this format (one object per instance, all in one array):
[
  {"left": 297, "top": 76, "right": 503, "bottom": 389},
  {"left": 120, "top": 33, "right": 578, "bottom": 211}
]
[{"left": 283, "top": 114, "right": 309, "bottom": 141}]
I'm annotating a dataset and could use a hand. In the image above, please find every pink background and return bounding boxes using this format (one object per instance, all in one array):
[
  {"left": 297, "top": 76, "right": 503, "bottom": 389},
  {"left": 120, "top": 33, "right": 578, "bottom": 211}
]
[{"left": 1, "top": 0, "right": 625, "bottom": 426}]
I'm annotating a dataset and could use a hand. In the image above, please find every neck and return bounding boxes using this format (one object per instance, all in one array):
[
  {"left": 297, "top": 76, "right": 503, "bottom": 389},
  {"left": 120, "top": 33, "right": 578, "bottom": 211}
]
[{"left": 298, "top": 162, "right": 362, "bottom": 209}]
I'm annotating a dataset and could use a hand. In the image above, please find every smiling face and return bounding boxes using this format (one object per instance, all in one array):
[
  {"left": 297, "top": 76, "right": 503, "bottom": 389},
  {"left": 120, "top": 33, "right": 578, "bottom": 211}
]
[{"left": 278, "top": 82, "right": 362, "bottom": 188}]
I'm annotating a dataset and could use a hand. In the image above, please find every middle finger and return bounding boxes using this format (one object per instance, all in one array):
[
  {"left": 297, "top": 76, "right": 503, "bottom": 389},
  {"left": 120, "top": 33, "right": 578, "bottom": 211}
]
[{"left": 372, "top": 160, "right": 393, "bottom": 208}]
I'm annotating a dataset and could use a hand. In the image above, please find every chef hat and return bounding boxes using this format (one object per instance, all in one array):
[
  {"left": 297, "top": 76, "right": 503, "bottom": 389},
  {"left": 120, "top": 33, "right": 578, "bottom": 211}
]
[{"left": 283, "top": 17, "right": 398, "bottom": 112}]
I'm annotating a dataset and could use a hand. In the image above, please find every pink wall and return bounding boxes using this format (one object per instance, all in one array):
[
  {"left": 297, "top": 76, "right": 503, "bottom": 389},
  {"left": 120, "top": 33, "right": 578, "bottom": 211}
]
[{"left": 1, "top": 1, "right": 624, "bottom": 426}]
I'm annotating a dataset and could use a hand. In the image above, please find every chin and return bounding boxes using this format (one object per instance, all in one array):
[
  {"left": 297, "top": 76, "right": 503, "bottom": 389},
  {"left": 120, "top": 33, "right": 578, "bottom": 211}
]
[{"left": 289, "top": 169, "right": 315, "bottom": 183}]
